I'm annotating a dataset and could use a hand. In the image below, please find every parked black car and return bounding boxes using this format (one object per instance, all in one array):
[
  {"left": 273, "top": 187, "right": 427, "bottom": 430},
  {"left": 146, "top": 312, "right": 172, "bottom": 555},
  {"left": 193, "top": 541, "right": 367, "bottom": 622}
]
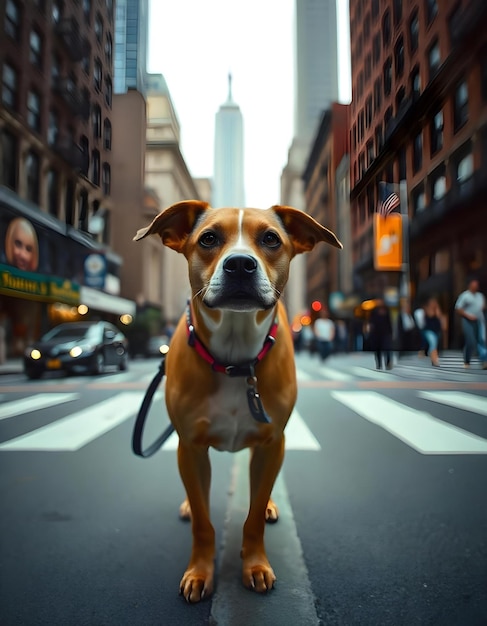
[{"left": 23, "top": 321, "right": 129, "bottom": 379}]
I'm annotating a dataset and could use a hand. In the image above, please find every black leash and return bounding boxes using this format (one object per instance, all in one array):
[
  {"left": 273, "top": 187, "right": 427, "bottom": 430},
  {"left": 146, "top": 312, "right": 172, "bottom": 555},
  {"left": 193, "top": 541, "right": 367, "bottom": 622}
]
[{"left": 132, "top": 355, "right": 175, "bottom": 458}]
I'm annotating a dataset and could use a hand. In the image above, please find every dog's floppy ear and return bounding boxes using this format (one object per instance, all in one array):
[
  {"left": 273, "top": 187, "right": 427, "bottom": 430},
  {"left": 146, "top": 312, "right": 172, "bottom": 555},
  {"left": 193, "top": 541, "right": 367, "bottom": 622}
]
[
  {"left": 133, "top": 200, "right": 209, "bottom": 252},
  {"left": 271, "top": 205, "right": 343, "bottom": 254}
]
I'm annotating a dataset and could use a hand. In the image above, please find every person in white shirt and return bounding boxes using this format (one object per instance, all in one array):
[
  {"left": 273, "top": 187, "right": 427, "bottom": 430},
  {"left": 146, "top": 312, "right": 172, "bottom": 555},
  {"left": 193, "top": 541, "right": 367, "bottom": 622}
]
[
  {"left": 455, "top": 278, "right": 487, "bottom": 369},
  {"left": 313, "top": 309, "right": 335, "bottom": 361}
]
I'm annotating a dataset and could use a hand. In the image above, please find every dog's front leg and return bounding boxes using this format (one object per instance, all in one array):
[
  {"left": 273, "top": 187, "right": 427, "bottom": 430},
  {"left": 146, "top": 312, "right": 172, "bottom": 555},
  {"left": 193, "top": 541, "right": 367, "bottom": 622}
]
[
  {"left": 177, "top": 442, "right": 215, "bottom": 602},
  {"left": 241, "top": 435, "right": 285, "bottom": 592}
]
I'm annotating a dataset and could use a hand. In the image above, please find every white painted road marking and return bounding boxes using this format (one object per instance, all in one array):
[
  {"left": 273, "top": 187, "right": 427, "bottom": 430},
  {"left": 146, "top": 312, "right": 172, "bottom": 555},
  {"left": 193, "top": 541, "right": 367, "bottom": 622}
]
[
  {"left": 318, "top": 366, "right": 353, "bottom": 381},
  {"left": 332, "top": 391, "right": 487, "bottom": 455},
  {"left": 0, "top": 393, "right": 79, "bottom": 421},
  {"left": 0, "top": 392, "right": 143, "bottom": 451},
  {"left": 348, "top": 366, "right": 396, "bottom": 381},
  {"left": 161, "top": 408, "right": 321, "bottom": 451},
  {"left": 418, "top": 391, "right": 487, "bottom": 416}
]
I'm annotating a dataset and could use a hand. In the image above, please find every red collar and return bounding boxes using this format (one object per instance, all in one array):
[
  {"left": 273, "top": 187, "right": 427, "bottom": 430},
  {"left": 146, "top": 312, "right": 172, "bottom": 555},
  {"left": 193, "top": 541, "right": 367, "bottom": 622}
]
[{"left": 185, "top": 303, "right": 278, "bottom": 377}]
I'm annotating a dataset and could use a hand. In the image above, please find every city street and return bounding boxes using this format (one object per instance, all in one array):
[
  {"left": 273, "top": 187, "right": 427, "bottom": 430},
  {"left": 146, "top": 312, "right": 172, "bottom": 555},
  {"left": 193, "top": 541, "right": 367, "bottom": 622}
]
[{"left": 1, "top": 352, "right": 486, "bottom": 625}]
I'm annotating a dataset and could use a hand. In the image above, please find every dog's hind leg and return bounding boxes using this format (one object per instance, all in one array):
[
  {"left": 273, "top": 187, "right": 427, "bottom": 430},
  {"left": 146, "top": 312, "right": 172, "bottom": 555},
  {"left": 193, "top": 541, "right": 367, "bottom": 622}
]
[
  {"left": 240, "top": 436, "right": 285, "bottom": 592},
  {"left": 177, "top": 442, "right": 215, "bottom": 603}
]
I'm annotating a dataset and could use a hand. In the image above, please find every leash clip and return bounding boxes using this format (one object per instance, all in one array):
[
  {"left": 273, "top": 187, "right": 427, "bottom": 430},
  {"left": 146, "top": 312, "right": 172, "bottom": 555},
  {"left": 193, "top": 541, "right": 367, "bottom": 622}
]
[{"left": 246, "top": 368, "right": 271, "bottom": 424}]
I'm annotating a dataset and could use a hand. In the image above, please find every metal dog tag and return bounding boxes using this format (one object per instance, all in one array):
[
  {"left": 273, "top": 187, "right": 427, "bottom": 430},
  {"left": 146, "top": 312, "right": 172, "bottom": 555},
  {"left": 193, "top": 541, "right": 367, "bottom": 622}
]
[{"left": 246, "top": 378, "right": 271, "bottom": 423}]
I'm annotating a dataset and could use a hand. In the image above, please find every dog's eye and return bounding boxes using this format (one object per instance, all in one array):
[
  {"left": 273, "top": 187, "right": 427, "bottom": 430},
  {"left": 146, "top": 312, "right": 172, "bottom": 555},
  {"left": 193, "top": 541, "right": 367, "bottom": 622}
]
[
  {"left": 199, "top": 231, "right": 219, "bottom": 248},
  {"left": 262, "top": 231, "right": 281, "bottom": 248}
]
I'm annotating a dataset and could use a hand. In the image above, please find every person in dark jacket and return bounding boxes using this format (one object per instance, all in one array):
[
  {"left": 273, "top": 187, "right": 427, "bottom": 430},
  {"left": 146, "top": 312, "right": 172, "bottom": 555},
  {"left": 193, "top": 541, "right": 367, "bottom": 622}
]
[
  {"left": 421, "top": 297, "right": 442, "bottom": 367},
  {"left": 368, "top": 300, "right": 393, "bottom": 370}
]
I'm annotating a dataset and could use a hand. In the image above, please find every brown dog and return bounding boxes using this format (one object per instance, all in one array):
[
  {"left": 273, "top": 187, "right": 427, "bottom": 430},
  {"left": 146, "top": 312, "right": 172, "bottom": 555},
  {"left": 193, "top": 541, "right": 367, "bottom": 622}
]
[{"left": 134, "top": 201, "right": 341, "bottom": 602}]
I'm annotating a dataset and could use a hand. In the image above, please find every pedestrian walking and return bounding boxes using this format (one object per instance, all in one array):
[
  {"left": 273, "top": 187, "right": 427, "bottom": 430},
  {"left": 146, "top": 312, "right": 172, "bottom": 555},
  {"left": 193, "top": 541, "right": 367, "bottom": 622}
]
[
  {"left": 421, "top": 297, "right": 442, "bottom": 367},
  {"left": 313, "top": 309, "right": 335, "bottom": 361},
  {"left": 368, "top": 300, "right": 393, "bottom": 370},
  {"left": 455, "top": 278, "right": 487, "bottom": 369}
]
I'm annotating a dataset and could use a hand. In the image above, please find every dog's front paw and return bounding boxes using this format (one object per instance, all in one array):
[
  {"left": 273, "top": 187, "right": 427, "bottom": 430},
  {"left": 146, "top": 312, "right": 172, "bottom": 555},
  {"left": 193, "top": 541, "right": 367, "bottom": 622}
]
[
  {"left": 265, "top": 498, "right": 279, "bottom": 523},
  {"left": 179, "top": 564, "right": 214, "bottom": 603},
  {"left": 242, "top": 557, "right": 276, "bottom": 593},
  {"left": 179, "top": 498, "right": 192, "bottom": 521}
]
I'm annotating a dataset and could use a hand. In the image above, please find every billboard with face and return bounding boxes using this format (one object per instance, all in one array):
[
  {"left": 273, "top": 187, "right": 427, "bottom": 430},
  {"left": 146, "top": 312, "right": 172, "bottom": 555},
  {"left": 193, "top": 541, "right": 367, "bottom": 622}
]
[{"left": 4, "top": 217, "right": 39, "bottom": 272}]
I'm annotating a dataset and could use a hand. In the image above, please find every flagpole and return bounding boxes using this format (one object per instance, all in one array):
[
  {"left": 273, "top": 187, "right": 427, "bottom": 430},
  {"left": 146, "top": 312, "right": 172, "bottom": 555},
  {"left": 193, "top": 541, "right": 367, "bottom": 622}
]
[{"left": 399, "top": 179, "right": 410, "bottom": 304}]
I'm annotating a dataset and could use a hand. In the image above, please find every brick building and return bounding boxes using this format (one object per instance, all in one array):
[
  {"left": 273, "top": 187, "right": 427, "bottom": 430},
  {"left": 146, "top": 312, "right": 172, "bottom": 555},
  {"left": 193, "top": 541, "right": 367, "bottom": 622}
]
[
  {"left": 0, "top": 0, "right": 133, "bottom": 357},
  {"left": 302, "top": 102, "right": 349, "bottom": 311},
  {"left": 349, "top": 0, "right": 487, "bottom": 347}
]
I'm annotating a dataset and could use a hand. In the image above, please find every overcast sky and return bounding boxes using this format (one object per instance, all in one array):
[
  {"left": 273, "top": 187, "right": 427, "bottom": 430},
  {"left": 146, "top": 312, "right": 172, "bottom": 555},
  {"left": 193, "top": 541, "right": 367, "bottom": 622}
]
[{"left": 147, "top": 0, "right": 351, "bottom": 209}]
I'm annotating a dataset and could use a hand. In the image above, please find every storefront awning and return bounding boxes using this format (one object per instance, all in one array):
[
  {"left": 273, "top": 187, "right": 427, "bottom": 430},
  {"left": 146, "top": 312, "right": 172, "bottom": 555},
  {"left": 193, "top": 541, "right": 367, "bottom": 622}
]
[
  {"left": 80, "top": 286, "right": 136, "bottom": 316},
  {"left": 0, "top": 263, "right": 80, "bottom": 305}
]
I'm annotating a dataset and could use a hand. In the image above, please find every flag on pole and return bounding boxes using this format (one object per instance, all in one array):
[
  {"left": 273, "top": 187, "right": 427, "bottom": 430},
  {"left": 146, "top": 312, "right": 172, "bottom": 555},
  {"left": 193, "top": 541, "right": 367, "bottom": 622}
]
[{"left": 377, "top": 181, "right": 400, "bottom": 216}]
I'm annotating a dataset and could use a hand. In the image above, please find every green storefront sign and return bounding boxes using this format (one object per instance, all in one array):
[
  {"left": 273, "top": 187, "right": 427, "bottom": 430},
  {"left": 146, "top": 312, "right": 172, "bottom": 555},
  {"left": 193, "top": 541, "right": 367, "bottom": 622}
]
[{"left": 0, "top": 263, "right": 80, "bottom": 305}]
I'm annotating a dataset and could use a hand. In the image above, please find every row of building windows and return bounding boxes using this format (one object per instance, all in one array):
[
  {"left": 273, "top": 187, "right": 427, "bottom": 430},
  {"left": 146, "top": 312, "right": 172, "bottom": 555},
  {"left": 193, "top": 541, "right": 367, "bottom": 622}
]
[{"left": 8, "top": 0, "right": 114, "bottom": 31}]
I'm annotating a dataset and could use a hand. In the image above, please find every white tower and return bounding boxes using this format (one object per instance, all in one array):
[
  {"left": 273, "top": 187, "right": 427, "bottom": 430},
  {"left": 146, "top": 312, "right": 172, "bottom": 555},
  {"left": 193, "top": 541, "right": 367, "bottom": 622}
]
[{"left": 212, "top": 74, "right": 245, "bottom": 208}]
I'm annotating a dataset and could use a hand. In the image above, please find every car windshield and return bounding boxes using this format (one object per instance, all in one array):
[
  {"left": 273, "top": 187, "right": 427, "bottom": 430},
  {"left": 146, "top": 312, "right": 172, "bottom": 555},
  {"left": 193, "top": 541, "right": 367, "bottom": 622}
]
[{"left": 42, "top": 325, "right": 100, "bottom": 342}]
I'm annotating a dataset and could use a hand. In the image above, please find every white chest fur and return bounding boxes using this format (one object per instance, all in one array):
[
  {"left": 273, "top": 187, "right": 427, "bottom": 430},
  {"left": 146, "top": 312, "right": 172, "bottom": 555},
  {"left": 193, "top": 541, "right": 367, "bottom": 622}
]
[{"left": 207, "top": 376, "right": 260, "bottom": 452}]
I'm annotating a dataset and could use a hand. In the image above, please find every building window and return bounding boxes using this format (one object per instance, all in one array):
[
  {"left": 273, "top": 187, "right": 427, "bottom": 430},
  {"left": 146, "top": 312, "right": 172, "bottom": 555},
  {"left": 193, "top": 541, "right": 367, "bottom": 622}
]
[
  {"left": 0, "top": 129, "right": 17, "bottom": 189},
  {"left": 384, "top": 105, "right": 393, "bottom": 131},
  {"left": 83, "top": 0, "right": 91, "bottom": 22},
  {"left": 365, "top": 96, "right": 372, "bottom": 128},
  {"left": 375, "top": 124, "right": 384, "bottom": 154},
  {"left": 382, "top": 10, "right": 391, "bottom": 48},
  {"left": 80, "top": 135, "right": 89, "bottom": 176},
  {"left": 103, "top": 119, "right": 111, "bottom": 150},
  {"left": 428, "top": 40, "right": 441, "bottom": 80},
  {"left": 47, "top": 169, "right": 59, "bottom": 216},
  {"left": 409, "top": 11, "right": 419, "bottom": 54},
  {"left": 82, "top": 53, "right": 90, "bottom": 75},
  {"left": 456, "top": 152, "right": 474, "bottom": 183},
  {"left": 373, "top": 78, "right": 382, "bottom": 112},
  {"left": 26, "top": 151, "right": 40, "bottom": 203},
  {"left": 48, "top": 109, "right": 59, "bottom": 145},
  {"left": 5, "top": 0, "right": 21, "bottom": 40},
  {"left": 373, "top": 33, "right": 381, "bottom": 67},
  {"left": 102, "top": 163, "right": 110, "bottom": 195},
  {"left": 372, "top": 0, "right": 379, "bottom": 18},
  {"left": 366, "top": 140, "right": 374, "bottom": 167},
  {"left": 430, "top": 165, "right": 446, "bottom": 200},
  {"left": 364, "top": 14, "right": 371, "bottom": 41},
  {"left": 92, "top": 105, "right": 101, "bottom": 138},
  {"left": 105, "top": 76, "right": 112, "bottom": 107},
  {"left": 393, "top": 0, "right": 402, "bottom": 26},
  {"left": 425, "top": 0, "right": 438, "bottom": 25},
  {"left": 52, "top": 1, "right": 62, "bottom": 23},
  {"left": 430, "top": 109, "right": 443, "bottom": 155},
  {"left": 105, "top": 33, "right": 112, "bottom": 64},
  {"left": 27, "top": 90, "right": 41, "bottom": 132},
  {"left": 412, "top": 183, "right": 426, "bottom": 214},
  {"left": 78, "top": 190, "right": 89, "bottom": 230},
  {"left": 94, "top": 59, "right": 102, "bottom": 91},
  {"left": 394, "top": 36, "right": 404, "bottom": 78},
  {"left": 398, "top": 147, "right": 407, "bottom": 180},
  {"left": 383, "top": 57, "right": 392, "bottom": 96},
  {"left": 91, "top": 149, "right": 100, "bottom": 185},
  {"left": 95, "top": 13, "right": 103, "bottom": 42},
  {"left": 413, "top": 131, "right": 423, "bottom": 173},
  {"left": 51, "top": 53, "right": 61, "bottom": 86},
  {"left": 29, "top": 30, "right": 43, "bottom": 68},
  {"left": 396, "top": 86, "right": 406, "bottom": 111},
  {"left": 2, "top": 62, "right": 17, "bottom": 108},
  {"left": 411, "top": 65, "right": 421, "bottom": 100},
  {"left": 454, "top": 80, "right": 468, "bottom": 131}
]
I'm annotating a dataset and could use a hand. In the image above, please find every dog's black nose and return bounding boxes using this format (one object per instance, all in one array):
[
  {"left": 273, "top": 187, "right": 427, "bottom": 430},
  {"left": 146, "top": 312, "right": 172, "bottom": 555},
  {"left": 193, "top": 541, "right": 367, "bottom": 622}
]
[{"left": 223, "top": 254, "right": 257, "bottom": 276}]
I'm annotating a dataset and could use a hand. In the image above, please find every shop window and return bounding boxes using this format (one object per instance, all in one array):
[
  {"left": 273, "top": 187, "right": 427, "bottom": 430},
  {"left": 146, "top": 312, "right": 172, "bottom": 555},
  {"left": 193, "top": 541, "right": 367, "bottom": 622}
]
[
  {"left": 453, "top": 80, "right": 468, "bottom": 132},
  {"left": 2, "top": 61, "right": 17, "bottom": 108},
  {"left": 0, "top": 129, "right": 17, "bottom": 190},
  {"left": 26, "top": 151, "right": 40, "bottom": 204},
  {"left": 430, "top": 109, "right": 443, "bottom": 155}
]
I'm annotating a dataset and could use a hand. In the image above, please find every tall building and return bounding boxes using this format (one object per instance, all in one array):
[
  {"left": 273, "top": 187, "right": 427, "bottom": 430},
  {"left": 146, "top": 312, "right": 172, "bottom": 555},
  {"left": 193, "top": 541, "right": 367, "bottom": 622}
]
[
  {"left": 349, "top": 0, "right": 487, "bottom": 348},
  {"left": 114, "top": 0, "right": 150, "bottom": 94},
  {"left": 212, "top": 74, "right": 245, "bottom": 208},
  {"left": 281, "top": 0, "right": 340, "bottom": 320},
  {"left": 0, "top": 0, "right": 135, "bottom": 358}
]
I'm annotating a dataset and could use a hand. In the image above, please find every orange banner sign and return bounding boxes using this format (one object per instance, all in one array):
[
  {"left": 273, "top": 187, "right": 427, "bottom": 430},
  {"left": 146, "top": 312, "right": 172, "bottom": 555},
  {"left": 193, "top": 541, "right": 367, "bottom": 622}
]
[{"left": 373, "top": 213, "right": 403, "bottom": 271}]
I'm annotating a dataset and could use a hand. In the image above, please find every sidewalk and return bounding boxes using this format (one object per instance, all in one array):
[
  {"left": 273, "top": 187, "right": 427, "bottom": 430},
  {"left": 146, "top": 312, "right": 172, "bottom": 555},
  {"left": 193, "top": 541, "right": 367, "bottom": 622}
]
[{"left": 0, "top": 359, "right": 23, "bottom": 375}]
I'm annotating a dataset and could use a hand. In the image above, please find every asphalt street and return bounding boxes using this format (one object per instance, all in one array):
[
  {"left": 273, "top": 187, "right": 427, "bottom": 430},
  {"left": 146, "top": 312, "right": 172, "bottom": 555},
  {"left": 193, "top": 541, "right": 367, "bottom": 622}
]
[{"left": 0, "top": 352, "right": 486, "bottom": 625}]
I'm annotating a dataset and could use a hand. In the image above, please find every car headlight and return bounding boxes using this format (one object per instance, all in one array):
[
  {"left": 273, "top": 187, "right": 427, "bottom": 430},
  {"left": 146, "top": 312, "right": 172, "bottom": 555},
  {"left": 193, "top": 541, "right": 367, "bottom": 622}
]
[
  {"left": 160, "top": 344, "right": 170, "bottom": 355},
  {"left": 27, "top": 349, "right": 42, "bottom": 360},
  {"left": 69, "top": 344, "right": 95, "bottom": 358}
]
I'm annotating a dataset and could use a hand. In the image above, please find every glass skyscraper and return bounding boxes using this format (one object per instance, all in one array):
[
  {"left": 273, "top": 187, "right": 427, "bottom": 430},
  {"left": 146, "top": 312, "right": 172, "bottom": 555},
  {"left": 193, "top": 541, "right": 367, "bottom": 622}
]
[
  {"left": 213, "top": 75, "right": 245, "bottom": 208},
  {"left": 114, "top": 0, "right": 149, "bottom": 94}
]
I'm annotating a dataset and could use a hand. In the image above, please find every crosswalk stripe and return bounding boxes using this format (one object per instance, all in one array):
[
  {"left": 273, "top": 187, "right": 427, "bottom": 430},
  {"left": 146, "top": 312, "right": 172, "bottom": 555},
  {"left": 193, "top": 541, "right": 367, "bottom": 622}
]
[
  {"left": 0, "top": 393, "right": 79, "bottom": 421},
  {"left": 161, "top": 408, "right": 321, "bottom": 451},
  {"left": 331, "top": 391, "right": 487, "bottom": 455},
  {"left": 318, "top": 366, "right": 353, "bottom": 381},
  {"left": 296, "top": 368, "right": 312, "bottom": 381},
  {"left": 348, "top": 366, "right": 396, "bottom": 381},
  {"left": 0, "top": 392, "right": 143, "bottom": 451},
  {"left": 418, "top": 391, "right": 487, "bottom": 416}
]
